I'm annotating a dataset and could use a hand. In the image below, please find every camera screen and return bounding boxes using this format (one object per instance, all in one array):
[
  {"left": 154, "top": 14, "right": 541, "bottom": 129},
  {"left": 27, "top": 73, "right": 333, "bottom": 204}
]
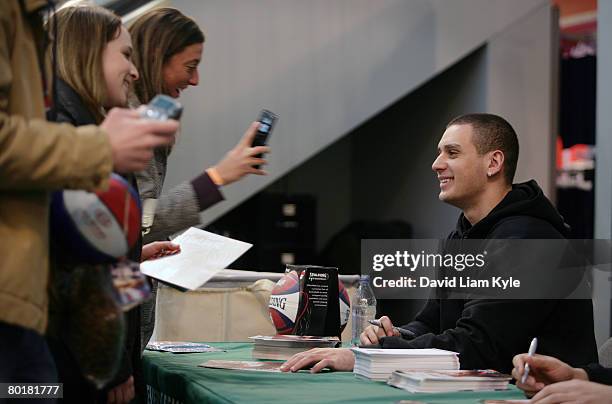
[
  {"left": 259, "top": 123, "right": 271, "bottom": 133},
  {"left": 259, "top": 115, "right": 273, "bottom": 133},
  {"left": 154, "top": 97, "right": 176, "bottom": 111}
]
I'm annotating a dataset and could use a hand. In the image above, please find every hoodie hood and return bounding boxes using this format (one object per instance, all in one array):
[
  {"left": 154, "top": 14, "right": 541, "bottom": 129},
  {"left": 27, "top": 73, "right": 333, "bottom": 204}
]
[{"left": 451, "top": 180, "right": 569, "bottom": 239}]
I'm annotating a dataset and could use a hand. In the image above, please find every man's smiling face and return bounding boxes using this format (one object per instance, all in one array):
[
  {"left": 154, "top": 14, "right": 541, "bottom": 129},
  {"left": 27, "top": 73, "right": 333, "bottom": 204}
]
[{"left": 431, "top": 124, "right": 490, "bottom": 210}]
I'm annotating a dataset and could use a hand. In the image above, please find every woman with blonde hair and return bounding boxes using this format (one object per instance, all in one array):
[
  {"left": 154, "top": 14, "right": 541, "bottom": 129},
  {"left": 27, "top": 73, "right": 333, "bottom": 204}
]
[
  {"left": 50, "top": 4, "right": 130, "bottom": 123},
  {"left": 128, "top": 7, "right": 271, "bottom": 349},
  {"left": 46, "top": 4, "right": 177, "bottom": 403}
]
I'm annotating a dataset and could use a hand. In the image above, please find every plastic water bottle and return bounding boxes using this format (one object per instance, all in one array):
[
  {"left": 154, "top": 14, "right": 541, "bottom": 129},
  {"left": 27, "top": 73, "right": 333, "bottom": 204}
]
[{"left": 351, "top": 275, "right": 377, "bottom": 346}]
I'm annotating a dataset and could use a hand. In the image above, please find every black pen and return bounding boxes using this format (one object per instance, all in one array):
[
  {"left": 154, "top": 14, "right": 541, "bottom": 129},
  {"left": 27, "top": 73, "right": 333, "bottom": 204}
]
[{"left": 368, "top": 319, "right": 416, "bottom": 338}]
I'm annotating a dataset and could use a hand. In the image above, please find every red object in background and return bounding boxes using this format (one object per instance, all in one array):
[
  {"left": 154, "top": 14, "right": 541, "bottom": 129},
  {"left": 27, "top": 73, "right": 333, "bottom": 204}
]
[
  {"left": 557, "top": 136, "right": 563, "bottom": 170},
  {"left": 553, "top": 0, "right": 597, "bottom": 34}
]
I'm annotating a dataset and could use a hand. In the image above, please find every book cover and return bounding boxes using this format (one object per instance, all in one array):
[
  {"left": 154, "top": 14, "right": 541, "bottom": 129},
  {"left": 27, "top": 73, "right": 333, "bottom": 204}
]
[{"left": 200, "top": 360, "right": 284, "bottom": 372}]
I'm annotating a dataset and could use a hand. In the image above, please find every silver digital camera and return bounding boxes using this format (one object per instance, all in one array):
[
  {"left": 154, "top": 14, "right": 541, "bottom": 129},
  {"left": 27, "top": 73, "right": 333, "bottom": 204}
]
[{"left": 141, "top": 94, "right": 183, "bottom": 121}]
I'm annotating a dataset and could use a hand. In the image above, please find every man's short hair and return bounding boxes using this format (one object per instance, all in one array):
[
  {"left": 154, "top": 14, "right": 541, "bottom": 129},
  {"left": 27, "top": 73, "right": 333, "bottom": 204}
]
[{"left": 447, "top": 113, "right": 519, "bottom": 184}]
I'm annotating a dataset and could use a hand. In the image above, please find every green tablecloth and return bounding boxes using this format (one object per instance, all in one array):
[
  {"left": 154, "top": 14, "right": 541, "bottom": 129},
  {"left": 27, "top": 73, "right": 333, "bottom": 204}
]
[{"left": 143, "top": 342, "right": 526, "bottom": 404}]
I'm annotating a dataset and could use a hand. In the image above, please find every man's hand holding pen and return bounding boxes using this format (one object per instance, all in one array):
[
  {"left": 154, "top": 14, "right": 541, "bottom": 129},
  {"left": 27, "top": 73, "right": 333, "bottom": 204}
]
[{"left": 359, "top": 316, "right": 416, "bottom": 345}]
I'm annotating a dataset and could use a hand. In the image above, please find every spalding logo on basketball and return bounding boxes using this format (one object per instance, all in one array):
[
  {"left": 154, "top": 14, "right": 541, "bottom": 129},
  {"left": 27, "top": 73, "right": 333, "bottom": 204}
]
[
  {"left": 268, "top": 270, "right": 351, "bottom": 334},
  {"left": 51, "top": 173, "right": 141, "bottom": 264},
  {"left": 268, "top": 270, "right": 301, "bottom": 334}
]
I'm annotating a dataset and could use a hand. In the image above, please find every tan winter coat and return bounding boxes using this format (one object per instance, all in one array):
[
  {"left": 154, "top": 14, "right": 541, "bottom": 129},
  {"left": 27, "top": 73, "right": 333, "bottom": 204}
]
[{"left": 0, "top": 0, "right": 112, "bottom": 334}]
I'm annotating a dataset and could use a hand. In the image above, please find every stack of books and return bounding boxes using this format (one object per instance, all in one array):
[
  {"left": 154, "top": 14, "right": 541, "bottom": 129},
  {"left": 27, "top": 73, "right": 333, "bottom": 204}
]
[
  {"left": 351, "top": 347, "right": 459, "bottom": 381},
  {"left": 250, "top": 335, "right": 341, "bottom": 360},
  {"left": 387, "top": 369, "right": 512, "bottom": 392}
]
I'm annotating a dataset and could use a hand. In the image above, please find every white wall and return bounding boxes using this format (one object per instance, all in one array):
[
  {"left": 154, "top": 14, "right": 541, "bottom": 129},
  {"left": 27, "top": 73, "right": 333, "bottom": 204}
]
[
  {"left": 162, "top": 0, "right": 548, "bottom": 225},
  {"left": 594, "top": 0, "right": 612, "bottom": 348},
  {"left": 486, "top": 5, "right": 559, "bottom": 197}
]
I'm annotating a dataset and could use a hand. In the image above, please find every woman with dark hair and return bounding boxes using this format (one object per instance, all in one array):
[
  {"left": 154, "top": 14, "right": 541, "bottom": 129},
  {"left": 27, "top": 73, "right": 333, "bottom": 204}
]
[
  {"left": 128, "top": 8, "right": 271, "bottom": 348},
  {"left": 129, "top": 7, "right": 204, "bottom": 103},
  {"left": 129, "top": 7, "right": 269, "bottom": 242}
]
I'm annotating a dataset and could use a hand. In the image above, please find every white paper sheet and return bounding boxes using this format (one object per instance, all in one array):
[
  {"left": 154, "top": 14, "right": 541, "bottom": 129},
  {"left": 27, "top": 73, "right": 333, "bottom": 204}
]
[{"left": 140, "top": 227, "right": 252, "bottom": 290}]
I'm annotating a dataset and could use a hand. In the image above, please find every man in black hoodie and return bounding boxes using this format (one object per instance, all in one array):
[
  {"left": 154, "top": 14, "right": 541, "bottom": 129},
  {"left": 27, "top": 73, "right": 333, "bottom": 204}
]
[{"left": 281, "top": 113, "right": 598, "bottom": 374}]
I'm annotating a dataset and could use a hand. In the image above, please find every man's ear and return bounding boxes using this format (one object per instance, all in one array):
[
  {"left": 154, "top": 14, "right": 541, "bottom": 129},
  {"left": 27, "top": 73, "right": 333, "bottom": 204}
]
[{"left": 487, "top": 150, "right": 505, "bottom": 177}]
